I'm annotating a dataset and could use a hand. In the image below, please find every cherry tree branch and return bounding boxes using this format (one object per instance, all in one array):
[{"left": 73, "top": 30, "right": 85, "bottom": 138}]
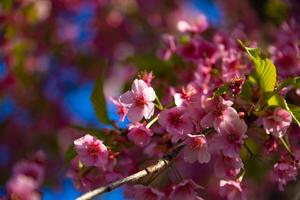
[{"left": 76, "top": 147, "right": 182, "bottom": 200}]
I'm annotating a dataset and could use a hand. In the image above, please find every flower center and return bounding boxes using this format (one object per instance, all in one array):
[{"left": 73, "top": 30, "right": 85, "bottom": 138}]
[
  {"left": 88, "top": 142, "right": 100, "bottom": 156},
  {"left": 135, "top": 95, "right": 147, "bottom": 107},
  {"left": 214, "top": 106, "right": 223, "bottom": 118},
  {"left": 191, "top": 137, "right": 205, "bottom": 149},
  {"left": 168, "top": 112, "right": 183, "bottom": 127},
  {"left": 228, "top": 133, "right": 238, "bottom": 143}
]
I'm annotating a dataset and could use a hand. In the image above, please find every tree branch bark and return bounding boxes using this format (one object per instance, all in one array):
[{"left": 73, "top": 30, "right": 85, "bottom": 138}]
[{"left": 76, "top": 147, "right": 182, "bottom": 200}]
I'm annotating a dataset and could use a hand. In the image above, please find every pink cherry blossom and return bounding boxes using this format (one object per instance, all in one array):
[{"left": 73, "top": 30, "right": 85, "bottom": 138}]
[
  {"left": 174, "top": 86, "right": 196, "bottom": 107},
  {"left": 214, "top": 154, "right": 243, "bottom": 178},
  {"left": 229, "top": 76, "right": 245, "bottom": 95},
  {"left": 183, "top": 134, "right": 211, "bottom": 164},
  {"left": 138, "top": 70, "right": 154, "bottom": 86},
  {"left": 272, "top": 161, "right": 297, "bottom": 191},
  {"left": 110, "top": 97, "right": 127, "bottom": 122},
  {"left": 263, "top": 108, "right": 292, "bottom": 137},
  {"left": 128, "top": 123, "right": 153, "bottom": 147},
  {"left": 177, "top": 14, "right": 208, "bottom": 33},
  {"left": 74, "top": 134, "right": 109, "bottom": 168},
  {"left": 219, "top": 179, "right": 246, "bottom": 200},
  {"left": 200, "top": 97, "right": 239, "bottom": 131},
  {"left": 264, "top": 136, "right": 279, "bottom": 154},
  {"left": 185, "top": 94, "right": 207, "bottom": 131},
  {"left": 169, "top": 179, "right": 204, "bottom": 200},
  {"left": 6, "top": 174, "right": 40, "bottom": 200},
  {"left": 178, "top": 38, "right": 217, "bottom": 62},
  {"left": 211, "top": 116, "right": 247, "bottom": 158},
  {"left": 120, "top": 79, "right": 156, "bottom": 123},
  {"left": 134, "top": 185, "right": 165, "bottom": 200},
  {"left": 13, "top": 161, "right": 44, "bottom": 187},
  {"left": 158, "top": 106, "right": 194, "bottom": 143},
  {"left": 158, "top": 34, "right": 176, "bottom": 60},
  {"left": 66, "top": 158, "right": 105, "bottom": 192}
]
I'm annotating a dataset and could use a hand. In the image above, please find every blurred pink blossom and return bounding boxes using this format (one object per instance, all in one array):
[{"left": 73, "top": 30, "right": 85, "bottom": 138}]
[
  {"left": 200, "top": 97, "right": 239, "bottom": 131},
  {"left": 6, "top": 174, "right": 40, "bottom": 200},
  {"left": 174, "top": 86, "right": 196, "bottom": 107},
  {"left": 74, "top": 134, "right": 108, "bottom": 168},
  {"left": 158, "top": 34, "right": 176, "bottom": 60},
  {"left": 214, "top": 154, "right": 243, "bottom": 178},
  {"left": 134, "top": 185, "right": 165, "bottom": 200},
  {"left": 219, "top": 179, "right": 246, "bottom": 200},
  {"left": 110, "top": 97, "right": 127, "bottom": 122},
  {"left": 263, "top": 108, "right": 292, "bottom": 138},
  {"left": 13, "top": 161, "right": 44, "bottom": 187},
  {"left": 158, "top": 106, "right": 194, "bottom": 143},
  {"left": 177, "top": 14, "right": 208, "bottom": 33},
  {"left": 128, "top": 123, "right": 153, "bottom": 147},
  {"left": 211, "top": 116, "right": 247, "bottom": 158},
  {"left": 169, "top": 179, "right": 203, "bottom": 200},
  {"left": 272, "top": 161, "right": 297, "bottom": 191},
  {"left": 183, "top": 134, "right": 211, "bottom": 164}
]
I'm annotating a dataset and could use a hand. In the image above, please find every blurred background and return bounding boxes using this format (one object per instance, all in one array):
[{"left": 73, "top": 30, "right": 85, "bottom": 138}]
[{"left": 0, "top": 0, "right": 298, "bottom": 199}]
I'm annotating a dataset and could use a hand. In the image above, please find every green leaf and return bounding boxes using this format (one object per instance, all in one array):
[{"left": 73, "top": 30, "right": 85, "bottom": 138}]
[
  {"left": 0, "top": 0, "right": 14, "bottom": 11},
  {"left": 90, "top": 65, "right": 111, "bottom": 125},
  {"left": 284, "top": 103, "right": 300, "bottom": 127},
  {"left": 213, "top": 84, "right": 229, "bottom": 97},
  {"left": 276, "top": 76, "right": 300, "bottom": 91},
  {"left": 240, "top": 80, "right": 252, "bottom": 100},
  {"left": 267, "top": 94, "right": 285, "bottom": 107},
  {"left": 239, "top": 40, "right": 277, "bottom": 93},
  {"left": 64, "top": 145, "right": 77, "bottom": 163}
]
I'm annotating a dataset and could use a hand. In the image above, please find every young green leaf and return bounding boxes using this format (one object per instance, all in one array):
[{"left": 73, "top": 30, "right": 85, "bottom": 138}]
[
  {"left": 240, "top": 80, "right": 252, "bottom": 100},
  {"left": 239, "top": 40, "right": 277, "bottom": 93},
  {"left": 213, "top": 84, "right": 229, "bottom": 97},
  {"left": 64, "top": 145, "right": 77, "bottom": 163},
  {"left": 90, "top": 66, "right": 111, "bottom": 125},
  {"left": 267, "top": 94, "right": 285, "bottom": 107}
]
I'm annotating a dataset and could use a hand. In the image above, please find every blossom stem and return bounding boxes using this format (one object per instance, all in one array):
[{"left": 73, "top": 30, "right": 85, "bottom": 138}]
[
  {"left": 279, "top": 137, "right": 293, "bottom": 155},
  {"left": 155, "top": 95, "right": 164, "bottom": 110},
  {"left": 238, "top": 169, "right": 246, "bottom": 182},
  {"left": 154, "top": 103, "right": 162, "bottom": 110},
  {"left": 146, "top": 116, "right": 158, "bottom": 129}
]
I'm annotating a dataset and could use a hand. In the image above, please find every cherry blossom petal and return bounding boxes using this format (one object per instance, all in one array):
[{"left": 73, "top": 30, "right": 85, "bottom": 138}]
[
  {"left": 132, "top": 79, "right": 148, "bottom": 93},
  {"left": 119, "top": 91, "right": 134, "bottom": 105},
  {"left": 127, "top": 106, "right": 144, "bottom": 123},
  {"left": 143, "top": 103, "right": 155, "bottom": 119},
  {"left": 143, "top": 87, "right": 156, "bottom": 102}
]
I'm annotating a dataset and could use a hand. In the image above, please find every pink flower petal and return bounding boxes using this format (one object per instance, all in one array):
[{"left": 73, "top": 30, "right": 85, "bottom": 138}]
[
  {"left": 132, "top": 79, "right": 148, "bottom": 93},
  {"left": 127, "top": 106, "right": 144, "bottom": 123},
  {"left": 143, "top": 103, "right": 155, "bottom": 119},
  {"left": 143, "top": 87, "right": 156, "bottom": 102},
  {"left": 119, "top": 91, "right": 134, "bottom": 105}
]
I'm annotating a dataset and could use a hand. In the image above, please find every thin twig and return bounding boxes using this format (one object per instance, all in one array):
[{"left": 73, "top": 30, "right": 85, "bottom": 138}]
[
  {"left": 76, "top": 147, "right": 182, "bottom": 200},
  {"left": 146, "top": 116, "right": 158, "bottom": 129}
]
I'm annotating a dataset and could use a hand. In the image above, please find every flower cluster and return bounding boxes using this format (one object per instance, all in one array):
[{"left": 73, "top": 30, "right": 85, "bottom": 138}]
[
  {"left": 82, "top": 14, "right": 299, "bottom": 199},
  {"left": 6, "top": 159, "right": 45, "bottom": 200},
  {"left": 2, "top": 0, "right": 300, "bottom": 200}
]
